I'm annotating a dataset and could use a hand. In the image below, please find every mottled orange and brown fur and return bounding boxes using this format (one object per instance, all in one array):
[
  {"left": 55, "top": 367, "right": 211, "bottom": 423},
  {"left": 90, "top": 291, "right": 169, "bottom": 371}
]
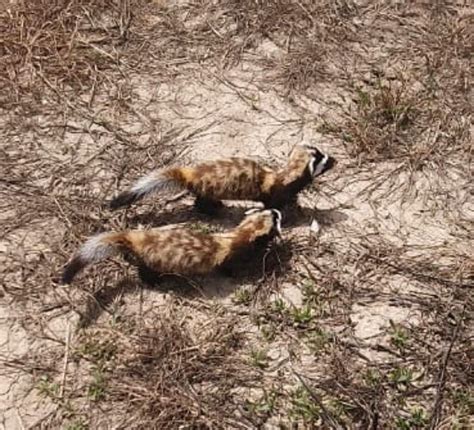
[
  {"left": 166, "top": 159, "right": 273, "bottom": 200},
  {"left": 61, "top": 209, "right": 282, "bottom": 284},
  {"left": 109, "top": 145, "right": 336, "bottom": 212}
]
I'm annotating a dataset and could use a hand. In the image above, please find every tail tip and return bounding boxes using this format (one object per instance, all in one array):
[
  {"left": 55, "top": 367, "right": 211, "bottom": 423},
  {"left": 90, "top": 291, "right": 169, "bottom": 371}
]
[
  {"left": 61, "top": 256, "right": 86, "bottom": 284},
  {"left": 109, "top": 191, "right": 138, "bottom": 210}
]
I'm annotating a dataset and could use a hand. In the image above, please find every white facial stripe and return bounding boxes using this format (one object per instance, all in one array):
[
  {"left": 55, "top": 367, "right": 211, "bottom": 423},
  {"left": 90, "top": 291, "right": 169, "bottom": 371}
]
[
  {"left": 308, "top": 158, "right": 316, "bottom": 176},
  {"left": 276, "top": 217, "right": 282, "bottom": 235},
  {"left": 275, "top": 209, "right": 282, "bottom": 223},
  {"left": 271, "top": 209, "right": 282, "bottom": 235},
  {"left": 313, "top": 153, "right": 329, "bottom": 176}
]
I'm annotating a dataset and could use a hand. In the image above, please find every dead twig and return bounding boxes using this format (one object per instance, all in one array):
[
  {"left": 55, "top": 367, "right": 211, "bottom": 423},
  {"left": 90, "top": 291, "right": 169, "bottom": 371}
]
[
  {"left": 429, "top": 304, "right": 466, "bottom": 429},
  {"left": 293, "top": 371, "right": 341, "bottom": 430},
  {"left": 59, "top": 322, "right": 71, "bottom": 398}
]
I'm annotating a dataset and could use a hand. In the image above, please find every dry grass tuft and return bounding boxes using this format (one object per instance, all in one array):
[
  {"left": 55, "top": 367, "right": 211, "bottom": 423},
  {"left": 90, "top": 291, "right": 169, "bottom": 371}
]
[
  {"left": 2, "top": 1, "right": 473, "bottom": 428},
  {"left": 62, "top": 311, "right": 259, "bottom": 428},
  {"left": 283, "top": 237, "right": 474, "bottom": 428},
  {"left": 0, "top": 0, "right": 138, "bottom": 111},
  {"left": 334, "top": 4, "right": 472, "bottom": 170},
  {"left": 342, "top": 80, "right": 421, "bottom": 162}
]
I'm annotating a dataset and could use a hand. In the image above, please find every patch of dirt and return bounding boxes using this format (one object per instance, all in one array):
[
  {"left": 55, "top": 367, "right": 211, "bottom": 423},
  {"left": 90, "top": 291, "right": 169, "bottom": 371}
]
[{"left": 1, "top": 1, "right": 472, "bottom": 428}]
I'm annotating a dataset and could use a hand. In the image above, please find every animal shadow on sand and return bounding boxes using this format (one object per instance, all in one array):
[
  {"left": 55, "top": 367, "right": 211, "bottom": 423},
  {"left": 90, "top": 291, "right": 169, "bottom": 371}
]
[
  {"left": 76, "top": 201, "right": 348, "bottom": 328},
  {"left": 125, "top": 201, "right": 348, "bottom": 231},
  {"left": 281, "top": 204, "right": 348, "bottom": 229},
  {"left": 127, "top": 203, "right": 250, "bottom": 230},
  {"left": 77, "top": 239, "right": 295, "bottom": 329}
]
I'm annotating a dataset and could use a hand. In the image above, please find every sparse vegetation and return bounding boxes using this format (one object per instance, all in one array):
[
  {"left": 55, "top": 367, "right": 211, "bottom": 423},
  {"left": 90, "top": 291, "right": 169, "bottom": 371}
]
[
  {"left": 249, "top": 348, "right": 269, "bottom": 370},
  {"left": 363, "top": 368, "right": 382, "bottom": 388},
  {"left": 390, "top": 367, "right": 415, "bottom": 387},
  {"left": 291, "top": 305, "right": 313, "bottom": 326},
  {"left": 290, "top": 386, "right": 321, "bottom": 423},
  {"left": 389, "top": 321, "right": 410, "bottom": 351},
  {"left": 305, "top": 327, "right": 330, "bottom": 353},
  {"left": 259, "top": 323, "right": 277, "bottom": 342},
  {"left": 245, "top": 389, "right": 278, "bottom": 416},
  {"left": 452, "top": 389, "right": 474, "bottom": 414},
  {"left": 233, "top": 287, "right": 252, "bottom": 305},
  {"left": 1, "top": 0, "right": 471, "bottom": 428},
  {"left": 342, "top": 80, "right": 420, "bottom": 160},
  {"left": 65, "top": 419, "right": 89, "bottom": 430},
  {"left": 36, "top": 375, "right": 60, "bottom": 400},
  {"left": 271, "top": 298, "right": 287, "bottom": 314},
  {"left": 87, "top": 367, "right": 106, "bottom": 402},
  {"left": 395, "top": 407, "right": 428, "bottom": 430}
]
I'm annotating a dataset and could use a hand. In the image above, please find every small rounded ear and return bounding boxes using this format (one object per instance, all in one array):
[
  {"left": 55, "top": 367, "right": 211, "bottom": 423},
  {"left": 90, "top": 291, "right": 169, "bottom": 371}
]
[
  {"left": 271, "top": 209, "right": 282, "bottom": 223},
  {"left": 244, "top": 208, "right": 262, "bottom": 216}
]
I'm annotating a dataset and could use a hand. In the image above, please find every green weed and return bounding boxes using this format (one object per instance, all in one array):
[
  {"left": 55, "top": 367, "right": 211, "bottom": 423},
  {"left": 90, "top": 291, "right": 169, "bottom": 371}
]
[
  {"left": 453, "top": 389, "right": 474, "bottom": 414},
  {"left": 249, "top": 348, "right": 269, "bottom": 370},
  {"left": 271, "top": 298, "right": 287, "bottom": 313},
  {"left": 291, "top": 305, "right": 313, "bottom": 326},
  {"left": 395, "top": 407, "right": 428, "bottom": 429},
  {"left": 87, "top": 367, "right": 106, "bottom": 402},
  {"left": 246, "top": 389, "right": 278, "bottom": 415},
  {"left": 233, "top": 287, "right": 252, "bottom": 305},
  {"left": 305, "top": 327, "right": 329, "bottom": 352},
  {"left": 290, "top": 386, "right": 320, "bottom": 422},
  {"left": 390, "top": 367, "right": 413, "bottom": 386},
  {"left": 36, "top": 375, "right": 60, "bottom": 400},
  {"left": 260, "top": 324, "right": 277, "bottom": 342},
  {"left": 363, "top": 369, "right": 382, "bottom": 387},
  {"left": 389, "top": 321, "right": 409, "bottom": 350},
  {"left": 65, "top": 419, "right": 89, "bottom": 430}
]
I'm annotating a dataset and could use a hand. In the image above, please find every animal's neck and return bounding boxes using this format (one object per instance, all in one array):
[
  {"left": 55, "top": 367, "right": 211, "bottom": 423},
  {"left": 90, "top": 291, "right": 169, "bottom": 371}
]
[
  {"left": 274, "top": 168, "right": 289, "bottom": 186},
  {"left": 213, "top": 228, "right": 254, "bottom": 261},
  {"left": 276, "top": 165, "right": 311, "bottom": 192},
  {"left": 237, "top": 224, "right": 255, "bottom": 243},
  {"left": 261, "top": 170, "right": 278, "bottom": 194},
  {"left": 210, "top": 228, "right": 254, "bottom": 268}
]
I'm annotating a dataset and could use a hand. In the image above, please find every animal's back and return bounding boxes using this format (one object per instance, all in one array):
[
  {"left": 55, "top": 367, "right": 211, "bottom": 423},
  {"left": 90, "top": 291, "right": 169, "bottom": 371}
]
[
  {"left": 130, "top": 229, "right": 224, "bottom": 275},
  {"left": 183, "top": 158, "right": 274, "bottom": 200}
]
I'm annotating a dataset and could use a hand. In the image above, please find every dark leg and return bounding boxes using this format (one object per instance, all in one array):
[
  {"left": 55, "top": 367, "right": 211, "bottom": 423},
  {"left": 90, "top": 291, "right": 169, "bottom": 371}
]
[
  {"left": 194, "top": 196, "right": 224, "bottom": 215},
  {"left": 138, "top": 265, "right": 161, "bottom": 286},
  {"left": 277, "top": 199, "right": 298, "bottom": 227},
  {"left": 217, "top": 265, "right": 235, "bottom": 278},
  {"left": 263, "top": 197, "right": 299, "bottom": 226}
]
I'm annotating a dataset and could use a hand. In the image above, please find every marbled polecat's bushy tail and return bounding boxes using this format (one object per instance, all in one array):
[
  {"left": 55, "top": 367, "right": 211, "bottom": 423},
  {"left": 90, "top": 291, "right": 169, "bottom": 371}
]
[
  {"left": 61, "top": 232, "right": 128, "bottom": 284},
  {"left": 109, "top": 170, "right": 183, "bottom": 210}
]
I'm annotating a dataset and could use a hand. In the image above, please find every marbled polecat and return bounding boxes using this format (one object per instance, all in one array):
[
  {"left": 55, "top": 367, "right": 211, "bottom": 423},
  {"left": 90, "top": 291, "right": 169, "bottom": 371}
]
[
  {"left": 61, "top": 209, "right": 282, "bottom": 284},
  {"left": 109, "top": 145, "right": 336, "bottom": 213}
]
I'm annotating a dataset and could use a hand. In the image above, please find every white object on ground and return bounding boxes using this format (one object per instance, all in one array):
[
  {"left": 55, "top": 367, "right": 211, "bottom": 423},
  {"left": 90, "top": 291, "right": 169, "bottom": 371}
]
[{"left": 310, "top": 219, "right": 320, "bottom": 235}]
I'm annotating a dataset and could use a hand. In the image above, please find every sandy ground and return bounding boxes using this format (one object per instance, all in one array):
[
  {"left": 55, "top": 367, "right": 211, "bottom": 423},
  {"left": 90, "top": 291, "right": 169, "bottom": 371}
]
[{"left": 1, "top": 1, "right": 472, "bottom": 429}]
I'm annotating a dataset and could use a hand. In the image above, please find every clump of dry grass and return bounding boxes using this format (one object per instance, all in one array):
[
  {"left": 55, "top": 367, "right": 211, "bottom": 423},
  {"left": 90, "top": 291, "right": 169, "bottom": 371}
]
[
  {"left": 328, "top": 4, "right": 472, "bottom": 171},
  {"left": 65, "top": 311, "right": 261, "bottom": 428},
  {"left": 341, "top": 80, "right": 421, "bottom": 162},
  {"left": 281, "top": 237, "right": 474, "bottom": 428},
  {"left": 2, "top": 1, "right": 473, "bottom": 428},
  {"left": 270, "top": 0, "right": 360, "bottom": 93},
  {"left": 0, "top": 0, "right": 139, "bottom": 111},
  {"left": 339, "top": 76, "right": 471, "bottom": 171}
]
